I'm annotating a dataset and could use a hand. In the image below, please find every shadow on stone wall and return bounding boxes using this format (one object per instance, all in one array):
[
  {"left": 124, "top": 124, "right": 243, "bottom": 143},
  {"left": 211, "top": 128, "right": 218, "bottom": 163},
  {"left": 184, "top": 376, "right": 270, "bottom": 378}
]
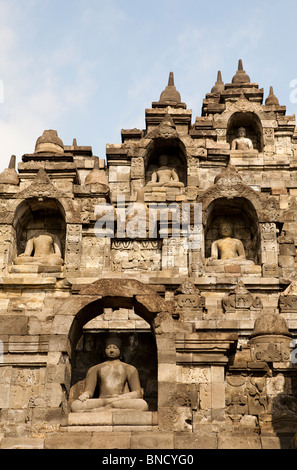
[{"left": 270, "top": 375, "right": 297, "bottom": 449}]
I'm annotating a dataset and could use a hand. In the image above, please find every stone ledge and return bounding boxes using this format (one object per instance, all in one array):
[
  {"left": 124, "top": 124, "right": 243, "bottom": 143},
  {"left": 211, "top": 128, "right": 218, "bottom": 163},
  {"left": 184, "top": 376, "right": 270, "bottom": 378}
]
[
  {"left": 0, "top": 437, "right": 45, "bottom": 449},
  {"left": 66, "top": 425, "right": 159, "bottom": 433},
  {"left": 68, "top": 411, "right": 157, "bottom": 427},
  {"left": 9, "top": 265, "right": 63, "bottom": 274}
]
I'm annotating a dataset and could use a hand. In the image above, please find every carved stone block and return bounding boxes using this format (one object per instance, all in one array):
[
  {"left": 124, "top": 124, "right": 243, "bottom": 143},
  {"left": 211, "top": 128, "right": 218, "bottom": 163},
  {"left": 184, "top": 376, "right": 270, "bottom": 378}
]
[{"left": 222, "top": 282, "right": 262, "bottom": 313}]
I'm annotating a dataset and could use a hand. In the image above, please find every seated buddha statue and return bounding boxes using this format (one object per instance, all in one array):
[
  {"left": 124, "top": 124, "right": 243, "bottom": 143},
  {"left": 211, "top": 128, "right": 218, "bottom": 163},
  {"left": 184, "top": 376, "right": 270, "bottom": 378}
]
[
  {"left": 206, "top": 220, "right": 254, "bottom": 266},
  {"left": 71, "top": 335, "right": 149, "bottom": 413},
  {"left": 231, "top": 127, "right": 253, "bottom": 151},
  {"left": 146, "top": 155, "right": 184, "bottom": 188},
  {"left": 14, "top": 234, "right": 64, "bottom": 267}
]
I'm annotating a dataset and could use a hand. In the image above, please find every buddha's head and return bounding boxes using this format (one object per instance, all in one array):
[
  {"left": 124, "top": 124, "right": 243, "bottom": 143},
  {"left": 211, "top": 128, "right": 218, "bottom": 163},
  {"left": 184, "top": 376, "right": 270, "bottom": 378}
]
[
  {"left": 104, "top": 335, "right": 122, "bottom": 360},
  {"left": 238, "top": 127, "right": 246, "bottom": 138},
  {"left": 159, "top": 155, "right": 169, "bottom": 166},
  {"left": 220, "top": 220, "right": 233, "bottom": 238}
]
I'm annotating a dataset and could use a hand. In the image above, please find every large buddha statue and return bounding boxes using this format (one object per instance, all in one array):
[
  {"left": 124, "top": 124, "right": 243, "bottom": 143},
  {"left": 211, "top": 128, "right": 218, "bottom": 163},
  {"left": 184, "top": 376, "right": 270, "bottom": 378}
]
[
  {"left": 207, "top": 220, "right": 254, "bottom": 266},
  {"left": 71, "top": 335, "right": 149, "bottom": 413},
  {"left": 231, "top": 127, "right": 253, "bottom": 151},
  {"left": 147, "top": 155, "right": 184, "bottom": 188},
  {"left": 14, "top": 234, "right": 64, "bottom": 267}
]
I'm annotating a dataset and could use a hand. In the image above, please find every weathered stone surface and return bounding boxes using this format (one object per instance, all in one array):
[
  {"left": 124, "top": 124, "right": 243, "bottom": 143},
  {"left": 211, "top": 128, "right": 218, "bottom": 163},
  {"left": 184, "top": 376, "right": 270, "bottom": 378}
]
[
  {"left": 174, "top": 432, "right": 218, "bottom": 449},
  {"left": 218, "top": 433, "right": 262, "bottom": 449},
  {"left": 1, "top": 438, "right": 45, "bottom": 449},
  {"left": 130, "top": 432, "right": 174, "bottom": 449},
  {"left": 44, "top": 433, "right": 92, "bottom": 450},
  {"left": 1, "top": 62, "right": 297, "bottom": 450},
  {"left": 90, "top": 432, "right": 132, "bottom": 449}
]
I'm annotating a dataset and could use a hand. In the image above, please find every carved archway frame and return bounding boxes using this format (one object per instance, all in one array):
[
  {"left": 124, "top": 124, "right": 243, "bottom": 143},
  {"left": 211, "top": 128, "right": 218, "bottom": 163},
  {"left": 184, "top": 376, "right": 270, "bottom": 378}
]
[
  {"left": 197, "top": 166, "right": 280, "bottom": 266},
  {"left": 52, "top": 278, "right": 177, "bottom": 428}
]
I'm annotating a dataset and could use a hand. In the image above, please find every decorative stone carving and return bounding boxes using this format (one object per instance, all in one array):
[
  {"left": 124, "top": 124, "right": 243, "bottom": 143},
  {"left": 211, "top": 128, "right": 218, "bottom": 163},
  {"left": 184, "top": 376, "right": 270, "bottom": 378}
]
[
  {"left": 176, "top": 384, "right": 198, "bottom": 410},
  {"left": 111, "top": 239, "right": 161, "bottom": 272},
  {"left": 146, "top": 112, "right": 179, "bottom": 141},
  {"left": 206, "top": 219, "right": 254, "bottom": 266},
  {"left": 222, "top": 281, "right": 262, "bottom": 313},
  {"left": 214, "top": 164, "right": 243, "bottom": 187},
  {"left": 199, "top": 165, "right": 280, "bottom": 226},
  {"left": 226, "top": 375, "right": 248, "bottom": 420},
  {"left": 174, "top": 280, "right": 206, "bottom": 317},
  {"left": 247, "top": 377, "right": 268, "bottom": 416},
  {"left": 71, "top": 334, "right": 148, "bottom": 413},
  {"left": 231, "top": 127, "right": 253, "bottom": 150},
  {"left": 249, "top": 313, "right": 292, "bottom": 363},
  {"left": 14, "top": 234, "right": 64, "bottom": 267},
  {"left": 279, "top": 282, "right": 297, "bottom": 314}
]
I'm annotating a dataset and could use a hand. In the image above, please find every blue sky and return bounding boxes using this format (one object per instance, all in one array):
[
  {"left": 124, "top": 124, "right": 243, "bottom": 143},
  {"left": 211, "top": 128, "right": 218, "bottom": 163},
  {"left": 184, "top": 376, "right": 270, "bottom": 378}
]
[{"left": 0, "top": 0, "right": 296, "bottom": 172}]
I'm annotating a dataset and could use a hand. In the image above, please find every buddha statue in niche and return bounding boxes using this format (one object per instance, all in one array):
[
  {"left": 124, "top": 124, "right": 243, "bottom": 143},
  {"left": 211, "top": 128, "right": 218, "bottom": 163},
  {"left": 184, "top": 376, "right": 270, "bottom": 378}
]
[
  {"left": 71, "top": 335, "right": 149, "bottom": 413},
  {"left": 206, "top": 220, "right": 254, "bottom": 266},
  {"left": 14, "top": 233, "right": 64, "bottom": 267},
  {"left": 231, "top": 127, "right": 253, "bottom": 151},
  {"left": 146, "top": 154, "right": 184, "bottom": 188}
]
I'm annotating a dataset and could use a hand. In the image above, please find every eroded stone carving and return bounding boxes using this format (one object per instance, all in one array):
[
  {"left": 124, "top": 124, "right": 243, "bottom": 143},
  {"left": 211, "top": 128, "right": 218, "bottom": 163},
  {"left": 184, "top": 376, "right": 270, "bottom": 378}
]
[
  {"left": 14, "top": 234, "right": 64, "bottom": 266},
  {"left": 226, "top": 375, "right": 248, "bottom": 420},
  {"left": 279, "top": 282, "right": 297, "bottom": 314},
  {"left": 249, "top": 313, "right": 292, "bottom": 363},
  {"left": 223, "top": 281, "right": 262, "bottom": 313},
  {"left": 174, "top": 281, "right": 206, "bottom": 312},
  {"left": 71, "top": 334, "right": 149, "bottom": 412},
  {"left": 247, "top": 377, "right": 268, "bottom": 416}
]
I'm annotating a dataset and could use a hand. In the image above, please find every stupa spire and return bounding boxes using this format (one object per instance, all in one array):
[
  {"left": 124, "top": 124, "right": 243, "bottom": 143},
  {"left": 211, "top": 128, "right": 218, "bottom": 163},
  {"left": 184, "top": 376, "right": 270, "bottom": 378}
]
[
  {"left": 211, "top": 70, "right": 225, "bottom": 93},
  {"left": 265, "top": 86, "right": 279, "bottom": 105},
  {"left": 158, "top": 72, "right": 182, "bottom": 106},
  {"left": 232, "top": 59, "right": 251, "bottom": 84}
]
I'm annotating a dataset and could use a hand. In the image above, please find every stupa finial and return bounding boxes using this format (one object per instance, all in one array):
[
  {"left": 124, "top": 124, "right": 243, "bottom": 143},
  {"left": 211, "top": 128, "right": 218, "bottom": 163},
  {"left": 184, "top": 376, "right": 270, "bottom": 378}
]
[{"left": 232, "top": 59, "right": 251, "bottom": 84}]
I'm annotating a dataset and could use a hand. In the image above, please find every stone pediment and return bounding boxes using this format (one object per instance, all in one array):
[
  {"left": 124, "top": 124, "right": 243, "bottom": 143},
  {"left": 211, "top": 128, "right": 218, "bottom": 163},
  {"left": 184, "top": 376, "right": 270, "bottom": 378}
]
[
  {"left": 198, "top": 165, "right": 279, "bottom": 223},
  {"left": 223, "top": 281, "right": 262, "bottom": 312},
  {"left": 16, "top": 169, "right": 66, "bottom": 200},
  {"left": 14, "top": 169, "right": 83, "bottom": 224},
  {"left": 145, "top": 113, "right": 179, "bottom": 140},
  {"left": 174, "top": 280, "right": 206, "bottom": 314},
  {"left": 225, "top": 93, "right": 263, "bottom": 114}
]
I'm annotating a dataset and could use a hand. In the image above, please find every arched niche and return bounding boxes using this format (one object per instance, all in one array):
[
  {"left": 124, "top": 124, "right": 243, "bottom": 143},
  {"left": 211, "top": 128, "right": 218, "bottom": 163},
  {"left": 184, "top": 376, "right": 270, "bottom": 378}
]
[
  {"left": 13, "top": 198, "right": 66, "bottom": 259},
  {"left": 65, "top": 280, "right": 172, "bottom": 412},
  {"left": 144, "top": 138, "right": 187, "bottom": 187},
  {"left": 227, "top": 111, "right": 263, "bottom": 151},
  {"left": 204, "top": 197, "right": 261, "bottom": 264}
]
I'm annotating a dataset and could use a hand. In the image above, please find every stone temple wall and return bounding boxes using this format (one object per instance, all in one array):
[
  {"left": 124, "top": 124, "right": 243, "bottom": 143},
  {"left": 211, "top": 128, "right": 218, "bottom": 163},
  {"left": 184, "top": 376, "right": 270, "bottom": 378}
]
[{"left": 1, "top": 62, "right": 297, "bottom": 449}]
